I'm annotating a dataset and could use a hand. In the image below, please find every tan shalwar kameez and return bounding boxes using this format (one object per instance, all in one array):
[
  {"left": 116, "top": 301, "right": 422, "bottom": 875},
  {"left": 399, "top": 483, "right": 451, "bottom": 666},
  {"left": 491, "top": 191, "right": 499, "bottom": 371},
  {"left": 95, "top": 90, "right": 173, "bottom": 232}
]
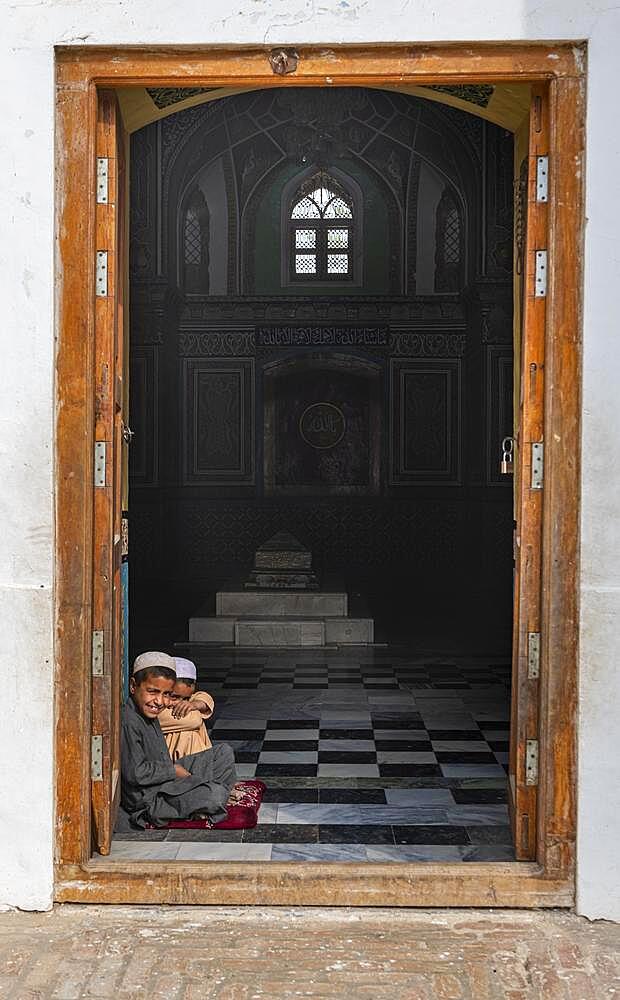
[{"left": 158, "top": 691, "right": 215, "bottom": 761}]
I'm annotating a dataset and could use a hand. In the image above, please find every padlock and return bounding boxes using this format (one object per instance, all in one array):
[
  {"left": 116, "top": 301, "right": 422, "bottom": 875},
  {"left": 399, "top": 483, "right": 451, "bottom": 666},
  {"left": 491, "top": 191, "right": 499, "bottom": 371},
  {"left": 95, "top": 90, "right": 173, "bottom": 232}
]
[{"left": 500, "top": 436, "right": 514, "bottom": 475}]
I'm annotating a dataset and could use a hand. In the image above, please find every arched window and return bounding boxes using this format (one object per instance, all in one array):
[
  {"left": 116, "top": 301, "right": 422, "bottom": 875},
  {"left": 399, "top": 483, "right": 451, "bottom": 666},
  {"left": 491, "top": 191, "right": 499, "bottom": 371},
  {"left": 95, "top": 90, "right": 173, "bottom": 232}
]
[
  {"left": 434, "top": 187, "right": 462, "bottom": 292},
  {"left": 183, "top": 189, "right": 210, "bottom": 293},
  {"left": 289, "top": 172, "right": 355, "bottom": 281}
]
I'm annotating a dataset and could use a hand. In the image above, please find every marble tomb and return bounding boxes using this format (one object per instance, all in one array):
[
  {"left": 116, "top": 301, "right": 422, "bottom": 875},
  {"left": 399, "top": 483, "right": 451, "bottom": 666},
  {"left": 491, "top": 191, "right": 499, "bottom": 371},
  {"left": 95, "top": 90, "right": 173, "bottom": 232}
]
[{"left": 189, "top": 532, "right": 374, "bottom": 646}]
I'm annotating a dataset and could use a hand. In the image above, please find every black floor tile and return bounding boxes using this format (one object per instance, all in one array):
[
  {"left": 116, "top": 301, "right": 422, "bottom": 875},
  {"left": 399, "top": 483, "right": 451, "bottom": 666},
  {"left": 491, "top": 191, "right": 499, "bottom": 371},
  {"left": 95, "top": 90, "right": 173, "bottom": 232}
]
[
  {"left": 363, "top": 684, "right": 400, "bottom": 690},
  {"left": 393, "top": 825, "right": 469, "bottom": 845},
  {"left": 319, "top": 825, "right": 394, "bottom": 845},
  {"left": 487, "top": 740, "right": 510, "bottom": 752},
  {"left": 318, "top": 751, "right": 377, "bottom": 763},
  {"left": 263, "top": 788, "right": 319, "bottom": 803},
  {"left": 450, "top": 788, "right": 508, "bottom": 804},
  {"left": 465, "top": 825, "right": 513, "bottom": 845},
  {"left": 294, "top": 683, "right": 329, "bottom": 689},
  {"left": 165, "top": 829, "right": 243, "bottom": 842},
  {"left": 223, "top": 683, "right": 259, "bottom": 689},
  {"left": 379, "top": 764, "right": 442, "bottom": 777},
  {"left": 255, "top": 764, "right": 318, "bottom": 777},
  {"left": 472, "top": 719, "right": 510, "bottom": 727},
  {"left": 427, "top": 730, "right": 482, "bottom": 739},
  {"left": 370, "top": 715, "right": 424, "bottom": 725},
  {"left": 244, "top": 824, "right": 319, "bottom": 843},
  {"left": 319, "top": 789, "right": 387, "bottom": 804},
  {"left": 233, "top": 751, "right": 261, "bottom": 763}
]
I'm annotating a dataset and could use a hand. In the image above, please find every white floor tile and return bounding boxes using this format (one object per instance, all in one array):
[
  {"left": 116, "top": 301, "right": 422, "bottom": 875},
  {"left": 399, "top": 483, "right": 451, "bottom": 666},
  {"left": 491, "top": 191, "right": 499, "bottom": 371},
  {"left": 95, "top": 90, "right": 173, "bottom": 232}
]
[
  {"left": 319, "top": 739, "right": 376, "bottom": 751},
  {"left": 103, "top": 841, "right": 180, "bottom": 861},
  {"left": 175, "top": 843, "right": 273, "bottom": 861},
  {"left": 259, "top": 751, "right": 318, "bottom": 763},
  {"left": 440, "top": 764, "right": 506, "bottom": 778},
  {"left": 235, "top": 764, "right": 257, "bottom": 777}
]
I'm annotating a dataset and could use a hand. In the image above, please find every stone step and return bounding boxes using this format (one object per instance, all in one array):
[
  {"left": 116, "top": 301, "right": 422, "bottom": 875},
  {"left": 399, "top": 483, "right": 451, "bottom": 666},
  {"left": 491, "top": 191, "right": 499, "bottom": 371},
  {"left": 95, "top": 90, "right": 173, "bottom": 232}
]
[
  {"left": 188, "top": 615, "right": 374, "bottom": 646},
  {"left": 215, "top": 590, "right": 348, "bottom": 618},
  {"left": 236, "top": 619, "right": 325, "bottom": 647}
]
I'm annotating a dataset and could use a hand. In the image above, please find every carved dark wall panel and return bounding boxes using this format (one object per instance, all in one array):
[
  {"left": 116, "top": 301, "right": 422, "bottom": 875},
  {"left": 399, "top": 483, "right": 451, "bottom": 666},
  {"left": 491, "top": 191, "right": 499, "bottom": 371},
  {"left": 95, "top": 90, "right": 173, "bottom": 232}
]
[
  {"left": 264, "top": 358, "right": 381, "bottom": 495},
  {"left": 129, "top": 346, "right": 159, "bottom": 487},
  {"left": 390, "top": 359, "right": 461, "bottom": 485},
  {"left": 181, "top": 358, "right": 255, "bottom": 485}
]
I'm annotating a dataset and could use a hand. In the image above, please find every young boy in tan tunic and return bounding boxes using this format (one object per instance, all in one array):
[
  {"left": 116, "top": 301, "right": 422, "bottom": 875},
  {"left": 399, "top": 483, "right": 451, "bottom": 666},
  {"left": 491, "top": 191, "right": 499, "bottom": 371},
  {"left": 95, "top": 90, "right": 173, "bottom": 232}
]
[{"left": 158, "top": 656, "right": 216, "bottom": 762}]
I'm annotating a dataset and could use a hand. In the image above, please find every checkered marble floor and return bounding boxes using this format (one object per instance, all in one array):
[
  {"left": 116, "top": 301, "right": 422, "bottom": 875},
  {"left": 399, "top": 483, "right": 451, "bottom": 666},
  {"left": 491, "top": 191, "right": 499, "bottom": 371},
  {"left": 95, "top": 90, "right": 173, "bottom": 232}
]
[{"left": 108, "top": 647, "right": 513, "bottom": 863}]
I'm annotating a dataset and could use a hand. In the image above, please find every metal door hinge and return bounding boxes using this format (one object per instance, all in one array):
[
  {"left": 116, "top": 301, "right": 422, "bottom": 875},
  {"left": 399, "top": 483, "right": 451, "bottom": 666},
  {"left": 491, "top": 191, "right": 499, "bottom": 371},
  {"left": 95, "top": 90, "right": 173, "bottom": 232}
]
[
  {"left": 91, "top": 735, "right": 103, "bottom": 780},
  {"left": 527, "top": 632, "right": 540, "bottom": 679},
  {"left": 525, "top": 739, "right": 539, "bottom": 786},
  {"left": 536, "top": 156, "right": 549, "bottom": 203},
  {"left": 94, "top": 441, "right": 106, "bottom": 487},
  {"left": 96, "top": 157, "right": 109, "bottom": 204},
  {"left": 96, "top": 250, "right": 108, "bottom": 297},
  {"left": 535, "top": 250, "right": 547, "bottom": 297},
  {"left": 531, "top": 442, "right": 544, "bottom": 489},
  {"left": 92, "top": 629, "right": 104, "bottom": 676}
]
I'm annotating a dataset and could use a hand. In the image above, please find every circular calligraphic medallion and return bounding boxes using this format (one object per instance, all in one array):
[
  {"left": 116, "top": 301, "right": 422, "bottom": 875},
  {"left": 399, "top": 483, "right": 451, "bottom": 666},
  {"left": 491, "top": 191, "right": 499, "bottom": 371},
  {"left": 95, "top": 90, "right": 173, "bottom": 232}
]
[{"left": 299, "top": 402, "right": 346, "bottom": 450}]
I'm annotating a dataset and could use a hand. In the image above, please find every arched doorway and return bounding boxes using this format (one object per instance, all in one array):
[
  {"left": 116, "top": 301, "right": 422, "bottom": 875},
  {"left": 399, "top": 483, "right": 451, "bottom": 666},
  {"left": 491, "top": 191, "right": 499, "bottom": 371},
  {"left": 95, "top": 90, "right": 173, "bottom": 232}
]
[{"left": 127, "top": 86, "right": 516, "bottom": 861}]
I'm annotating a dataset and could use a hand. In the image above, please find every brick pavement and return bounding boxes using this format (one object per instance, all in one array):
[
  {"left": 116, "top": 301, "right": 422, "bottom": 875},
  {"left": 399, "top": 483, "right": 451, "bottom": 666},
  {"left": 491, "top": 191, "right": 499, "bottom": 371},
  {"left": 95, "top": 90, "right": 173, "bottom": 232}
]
[{"left": 0, "top": 906, "right": 618, "bottom": 999}]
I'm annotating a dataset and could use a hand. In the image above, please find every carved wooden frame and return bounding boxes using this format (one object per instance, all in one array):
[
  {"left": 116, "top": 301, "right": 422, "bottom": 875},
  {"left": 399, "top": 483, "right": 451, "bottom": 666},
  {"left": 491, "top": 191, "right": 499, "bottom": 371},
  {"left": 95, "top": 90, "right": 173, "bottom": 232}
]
[{"left": 55, "top": 43, "right": 584, "bottom": 906}]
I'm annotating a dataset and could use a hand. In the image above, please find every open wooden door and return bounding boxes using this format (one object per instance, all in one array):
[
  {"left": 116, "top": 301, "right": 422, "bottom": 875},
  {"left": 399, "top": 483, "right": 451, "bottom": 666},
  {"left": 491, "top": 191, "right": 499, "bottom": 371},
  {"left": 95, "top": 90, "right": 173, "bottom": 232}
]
[
  {"left": 91, "top": 91, "right": 126, "bottom": 855},
  {"left": 509, "top": 85, "right": 549, "bottom": 859}
]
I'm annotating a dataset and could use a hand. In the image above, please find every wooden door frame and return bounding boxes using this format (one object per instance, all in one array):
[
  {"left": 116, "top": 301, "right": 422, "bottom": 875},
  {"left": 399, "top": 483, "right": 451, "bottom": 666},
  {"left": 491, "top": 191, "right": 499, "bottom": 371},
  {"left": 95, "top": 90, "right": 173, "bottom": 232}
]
[{"left": 55, "top": 43, "right": 584, "bottom": 906}]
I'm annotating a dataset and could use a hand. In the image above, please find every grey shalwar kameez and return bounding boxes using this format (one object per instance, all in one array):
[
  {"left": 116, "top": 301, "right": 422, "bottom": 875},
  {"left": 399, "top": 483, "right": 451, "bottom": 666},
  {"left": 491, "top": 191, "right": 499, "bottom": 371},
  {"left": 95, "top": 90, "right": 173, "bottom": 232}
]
[{"left": 119, "top": 698, "right": 237, "bottom": 829}]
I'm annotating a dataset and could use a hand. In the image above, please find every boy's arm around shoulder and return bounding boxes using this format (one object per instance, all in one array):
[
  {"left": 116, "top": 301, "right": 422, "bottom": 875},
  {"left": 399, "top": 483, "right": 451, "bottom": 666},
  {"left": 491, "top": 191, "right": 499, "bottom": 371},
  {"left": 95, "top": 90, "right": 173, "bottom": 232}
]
[
  {"left": 158, "top": 706, "right": 205, "bottom": 733},
  {"left": 191, "top": 690, "right": 215, "bottom": 719}
]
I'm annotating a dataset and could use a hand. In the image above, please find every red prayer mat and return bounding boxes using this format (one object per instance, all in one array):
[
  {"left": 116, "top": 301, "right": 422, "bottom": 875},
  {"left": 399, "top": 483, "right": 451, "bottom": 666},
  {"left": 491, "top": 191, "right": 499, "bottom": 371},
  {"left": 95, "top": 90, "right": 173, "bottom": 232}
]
[{"left": 146, "top": 780, "right": 267, "bottom": 831}]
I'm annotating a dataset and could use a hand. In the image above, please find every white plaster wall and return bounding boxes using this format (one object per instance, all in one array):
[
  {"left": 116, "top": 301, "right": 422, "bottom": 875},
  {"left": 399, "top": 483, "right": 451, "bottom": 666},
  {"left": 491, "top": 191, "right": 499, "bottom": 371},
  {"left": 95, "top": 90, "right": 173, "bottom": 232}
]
[{"left": 2, "top": 0, "right": 619, "bottom": 918}]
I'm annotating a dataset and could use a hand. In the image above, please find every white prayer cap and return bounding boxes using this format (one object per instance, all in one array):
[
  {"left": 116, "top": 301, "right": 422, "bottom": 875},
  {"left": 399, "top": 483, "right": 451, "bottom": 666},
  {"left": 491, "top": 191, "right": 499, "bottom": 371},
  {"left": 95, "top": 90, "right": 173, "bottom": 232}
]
[
  {"left": 132, "top": 651, "right": 176, "bottom": 676},
  {"left": 174, "top": 657, "right": 197, "bottom": 681}
]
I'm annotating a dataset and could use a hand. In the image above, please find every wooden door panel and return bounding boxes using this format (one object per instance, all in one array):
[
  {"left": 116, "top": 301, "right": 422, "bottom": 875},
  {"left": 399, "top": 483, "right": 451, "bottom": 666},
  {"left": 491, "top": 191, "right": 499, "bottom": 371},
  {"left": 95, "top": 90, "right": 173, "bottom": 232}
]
[
  {"left": 509, "top": 85, "right": 549, "bottom": 859},
  {"left": 91, "top": 91, "right": 125, "bottom": 855}
]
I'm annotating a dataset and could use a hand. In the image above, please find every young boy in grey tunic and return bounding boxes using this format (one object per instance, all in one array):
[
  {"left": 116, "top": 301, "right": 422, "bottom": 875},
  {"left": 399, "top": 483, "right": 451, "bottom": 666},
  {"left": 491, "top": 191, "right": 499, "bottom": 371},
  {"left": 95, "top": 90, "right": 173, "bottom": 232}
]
[{"left": 118, "top": 651, "right": 237, "bottom": 830}]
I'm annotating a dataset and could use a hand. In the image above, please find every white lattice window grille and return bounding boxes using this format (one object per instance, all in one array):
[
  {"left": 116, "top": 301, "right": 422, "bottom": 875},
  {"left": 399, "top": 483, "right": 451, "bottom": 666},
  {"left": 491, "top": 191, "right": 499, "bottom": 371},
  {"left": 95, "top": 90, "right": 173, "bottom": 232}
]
[
  {"left": 184, "top": 207, "right": 202, "bottom": 266},
  {"left": 289, "top": 173, "right": 355, "bottom": 282},
  {"left": 434, "top": 187, "right": 462, "bottom": 292},
  {"left": 443, "top": 207, "right": 460, "bottom": 265},
  {"left": 183, "top": 190, "right": 210, "bottom": 293}
]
